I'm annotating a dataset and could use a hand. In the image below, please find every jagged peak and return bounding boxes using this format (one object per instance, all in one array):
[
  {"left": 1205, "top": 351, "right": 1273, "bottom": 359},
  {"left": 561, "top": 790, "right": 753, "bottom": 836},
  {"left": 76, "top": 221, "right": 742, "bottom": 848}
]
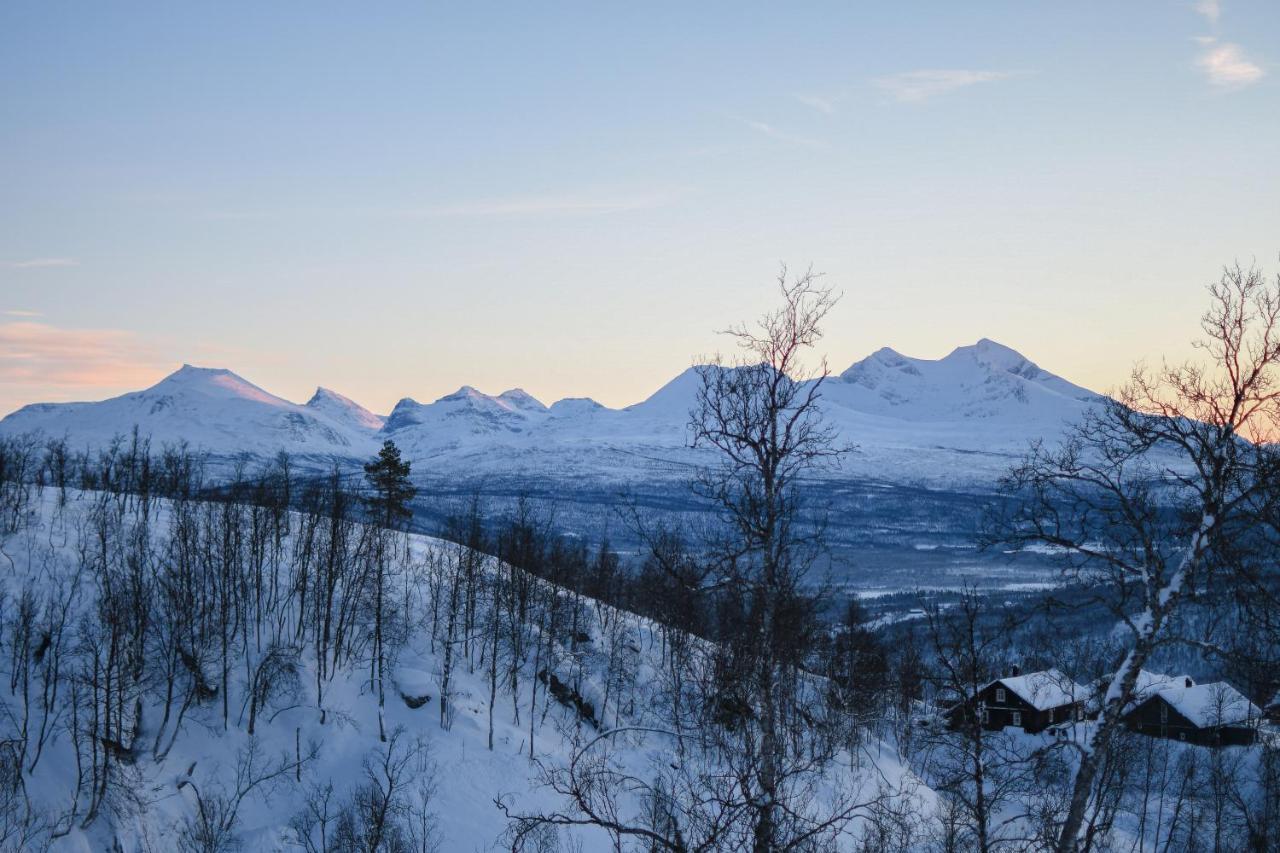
[
  {"left": 306, "top": 387, "right": 385, "bottom": 430},
  {"left": 388, "top": 396, "right": 422, "bottom": 412},
  {"left": 381, "top": 397, "right": 426, "bottom": 433},
  {"left": 307, "top": 386, "right": 348, "bottom": 406}
]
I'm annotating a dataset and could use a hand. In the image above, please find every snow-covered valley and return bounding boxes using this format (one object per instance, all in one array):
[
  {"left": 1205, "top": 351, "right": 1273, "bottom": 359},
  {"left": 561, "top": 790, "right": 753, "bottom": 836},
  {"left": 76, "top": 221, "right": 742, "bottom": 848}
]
[{"left": 0, "top": 340, "right": 1100, "bottom": 594}]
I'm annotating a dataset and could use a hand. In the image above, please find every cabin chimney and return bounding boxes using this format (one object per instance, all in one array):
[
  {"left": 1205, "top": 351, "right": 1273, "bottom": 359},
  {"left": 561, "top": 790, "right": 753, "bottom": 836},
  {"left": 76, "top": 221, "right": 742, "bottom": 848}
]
[
  {"left": 1010, "top": 664, "right": 1021, "bottom": 677},
  {"left": 1184, "top": 676, "right": 1193, "bottom": 688}
]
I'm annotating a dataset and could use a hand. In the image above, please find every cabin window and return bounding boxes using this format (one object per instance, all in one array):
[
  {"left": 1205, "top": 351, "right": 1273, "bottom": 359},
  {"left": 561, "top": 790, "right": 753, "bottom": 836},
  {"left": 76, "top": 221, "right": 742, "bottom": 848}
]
[
  {"left": 1076, "top": 707, "right": 1084, "bottom": 722},
  {"left": 995, "top": 688, "right": 1006, "bottom": 703},
  {"left": 1012, "top": 711, "right": 1022, "bottom": 727},
  {"left": 981, "top": 709, "right": 989, "bottom": 724},
  {"left": 1179, "top": 732, "right": 1186, "bottom": 741}
]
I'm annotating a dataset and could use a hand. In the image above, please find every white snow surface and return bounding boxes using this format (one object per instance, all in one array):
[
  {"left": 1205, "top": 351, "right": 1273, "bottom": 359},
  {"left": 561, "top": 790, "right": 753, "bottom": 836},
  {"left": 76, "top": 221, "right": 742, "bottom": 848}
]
[
  {"left": 0, "top": 491, "right": 933, "bottom": 851},
  {"left": 0, "top": 339, "right": 1103, "bottom": 486}
]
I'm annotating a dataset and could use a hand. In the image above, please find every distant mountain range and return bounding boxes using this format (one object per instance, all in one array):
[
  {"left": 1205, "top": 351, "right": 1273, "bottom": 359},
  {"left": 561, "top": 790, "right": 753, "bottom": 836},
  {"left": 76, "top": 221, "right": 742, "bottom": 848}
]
[{"left": 0, "top": 339, "right": 1100, "bottom": 488}]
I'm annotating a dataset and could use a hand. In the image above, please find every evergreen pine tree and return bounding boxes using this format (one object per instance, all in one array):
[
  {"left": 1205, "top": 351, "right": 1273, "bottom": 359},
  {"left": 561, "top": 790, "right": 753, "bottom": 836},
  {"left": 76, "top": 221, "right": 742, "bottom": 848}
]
[{"left": 364, "top": 439, "right": 416, "bottom": 530}]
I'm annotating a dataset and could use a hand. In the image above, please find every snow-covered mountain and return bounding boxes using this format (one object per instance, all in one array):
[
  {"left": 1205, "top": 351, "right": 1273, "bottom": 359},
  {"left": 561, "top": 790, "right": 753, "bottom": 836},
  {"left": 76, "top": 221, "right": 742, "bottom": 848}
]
[
  {"left": 305, "top": 386, "right": 386, "bottom": 432},
  {"left": 0, "top": 365, "right": 382, "bottom": 462},
  {"left": 834, "top": 338, "right": 1095, "bottom": 420},
  {"left": 0, "top": 340, "right": 1101, "bottom": 486}
]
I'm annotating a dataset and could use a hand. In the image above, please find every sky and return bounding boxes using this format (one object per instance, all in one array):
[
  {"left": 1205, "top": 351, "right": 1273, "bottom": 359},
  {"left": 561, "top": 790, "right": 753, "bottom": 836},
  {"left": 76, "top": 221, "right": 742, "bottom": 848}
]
[{"left": 2, "top": 1, "right": 1278, "bottom": 417}]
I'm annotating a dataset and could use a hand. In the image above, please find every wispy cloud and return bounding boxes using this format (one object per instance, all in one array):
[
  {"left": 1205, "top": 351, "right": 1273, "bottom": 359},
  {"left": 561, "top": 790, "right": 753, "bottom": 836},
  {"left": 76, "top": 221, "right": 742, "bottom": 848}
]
[
  {"left": 6, "top": 257, "right": 79, "bottom": 269},
  {"left": 1190, "top": 2, "right": 1264, "bottom": 88},
  {"left": 4, "top": 310, "right": 42, "bottom": 318},
  {"left": 740, "top": 119, "right": 827, "bottom": 149},
  {"left": 0, "top": 322, "right": 168, "bottom": 393},
  {"left": 874, "top": 69, "right": 1018, "bottom": 103},
  {"left": 794, "top": 93, "right": 838, "bottom": 115},
  {"left": 1196, "top": 38, "right": 1264, "bottom": 87},
  {"left": 1195, "top": 0, "right": 1221, "bottom": 25},
  {"left": 210, "top": 190, "right": 682, "bottom": 221}
]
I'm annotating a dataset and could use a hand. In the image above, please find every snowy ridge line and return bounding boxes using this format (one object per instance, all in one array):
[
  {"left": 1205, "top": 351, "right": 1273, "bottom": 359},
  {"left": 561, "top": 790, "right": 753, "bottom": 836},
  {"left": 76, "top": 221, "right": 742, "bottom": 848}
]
[{"left": 0, "top": 339, "right": 1104, "bottom": 489}]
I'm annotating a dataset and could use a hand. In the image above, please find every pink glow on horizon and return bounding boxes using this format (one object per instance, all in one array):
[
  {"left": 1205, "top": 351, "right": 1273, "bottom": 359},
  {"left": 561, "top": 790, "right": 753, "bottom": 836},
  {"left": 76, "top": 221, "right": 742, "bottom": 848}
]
[{"left": 0, "top": 321, "right": 173, "bottom": 413}]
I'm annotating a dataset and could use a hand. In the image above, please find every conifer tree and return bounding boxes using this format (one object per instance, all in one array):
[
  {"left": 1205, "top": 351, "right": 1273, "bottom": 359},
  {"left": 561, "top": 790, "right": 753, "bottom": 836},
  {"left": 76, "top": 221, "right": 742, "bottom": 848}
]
[
  {"left": 364, "top": 440, "right": 416, "bottom": 530},
  {"left": 363, "top": 439, "right": 416, "bottom": 740}
]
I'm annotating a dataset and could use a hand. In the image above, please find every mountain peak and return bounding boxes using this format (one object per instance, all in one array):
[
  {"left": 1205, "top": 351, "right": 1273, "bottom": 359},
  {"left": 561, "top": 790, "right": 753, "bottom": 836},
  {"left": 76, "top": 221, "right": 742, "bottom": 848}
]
[
  {"left": 383, "top": 397, "right": 425, "bottom": 433},
  {"left": 439, "top": 385, "right": 486, "bottom": 402},
  {"left": 945, "top": 337, "right": 1026, "bottom": 364},
  {"left": 840, "top": 346, "right": 922, "bottom": 383},
  {"left": 497, "top": 388, "right": 548, "bottom": 412},
  {"left": 549, "top": 396, "right": 606, "bottom": 417},
  {"left": 943, "top": 338, "right": 1056, "bottom": 384},
  {"left": 170, "top": 363, "right": 234, "bottom": 380},
  {"left": 307, "top": 386, "right": 342, "bottom": 404},
  {"left": 306, "top": 387, "right": 385, "bottom": 431},
  {"left": 149, "top": 364, "right": 289, "bottom": 407}
]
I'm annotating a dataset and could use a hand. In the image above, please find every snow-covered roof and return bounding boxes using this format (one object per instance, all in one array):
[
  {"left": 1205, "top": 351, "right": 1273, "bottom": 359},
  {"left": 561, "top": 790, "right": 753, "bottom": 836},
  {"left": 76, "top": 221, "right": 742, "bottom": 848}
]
[
  {"left": 1134, "top": 670, "right": 1193, "bottom": 693},
  {"left": 989, "top": 669, "right": 1088, "bottom": 711},
  {"left": 1124, "top": 670, "right": 1194, "bottom": 711},
  {"left": 1151, "top": 682, "right": 1261, "bottom": 728}
]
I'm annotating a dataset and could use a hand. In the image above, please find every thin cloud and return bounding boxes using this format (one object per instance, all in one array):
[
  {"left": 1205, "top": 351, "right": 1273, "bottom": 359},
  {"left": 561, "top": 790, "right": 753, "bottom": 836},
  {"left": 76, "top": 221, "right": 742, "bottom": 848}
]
[
  {"left": 794, "top": 93, "right": 838, "bottom": 115},
  {"left": 210, "top": 190, "right": 682, "bottom": 221},
  {"left": 0, "top": 321, "right": 169, "bottom": 392},
  {"left": 741, "top": 119, "right": 827, "bottom": 149},
  {"left": 1196, "top": 0, "right": 1221, "bottom": 25},
  {"left": 4, "top": 310, "right": 42, "bottom": 318},
  {"left": 7, "top": 257, "right": 79, "bottom": 269},
  {"left": 1196, "top": 39, "right": 1264, "bottom": 86},
  {"left": 874, "top": 69, "right": 1019, "bottom": 103}
]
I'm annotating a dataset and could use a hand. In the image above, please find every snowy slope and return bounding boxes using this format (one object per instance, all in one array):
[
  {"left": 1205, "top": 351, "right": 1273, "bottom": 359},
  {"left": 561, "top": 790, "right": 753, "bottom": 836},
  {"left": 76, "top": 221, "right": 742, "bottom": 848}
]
[
  {"left": 0, "top": 340, "right": 1101, "bottom": 486},
  {"left": 0, "top": 490, "right": 935, "bottom": 851}
]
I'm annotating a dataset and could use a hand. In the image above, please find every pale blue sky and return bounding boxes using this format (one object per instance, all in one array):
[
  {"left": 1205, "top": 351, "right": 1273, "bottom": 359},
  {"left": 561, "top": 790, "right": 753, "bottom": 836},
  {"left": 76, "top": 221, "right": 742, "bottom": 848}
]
[{"left": 2, "top": 1, "right": 1277, "bottom": 416}]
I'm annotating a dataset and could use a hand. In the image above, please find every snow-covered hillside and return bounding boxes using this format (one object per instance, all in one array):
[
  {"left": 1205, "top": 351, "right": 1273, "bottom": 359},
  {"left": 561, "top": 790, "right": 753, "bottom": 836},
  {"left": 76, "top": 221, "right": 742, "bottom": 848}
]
[
  {"left": 0, "top": 340, "right": 1101, "bottom": 488},
  {"left": 0, "top": 487, "right": 933, "bottom": 851}
]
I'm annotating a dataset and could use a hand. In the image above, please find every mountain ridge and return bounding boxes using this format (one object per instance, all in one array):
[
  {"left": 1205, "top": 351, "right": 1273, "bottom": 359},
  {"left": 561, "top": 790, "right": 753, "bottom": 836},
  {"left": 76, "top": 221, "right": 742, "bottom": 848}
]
[{"left": 0, "top": 340, "right": 1100, "bottom": 486}]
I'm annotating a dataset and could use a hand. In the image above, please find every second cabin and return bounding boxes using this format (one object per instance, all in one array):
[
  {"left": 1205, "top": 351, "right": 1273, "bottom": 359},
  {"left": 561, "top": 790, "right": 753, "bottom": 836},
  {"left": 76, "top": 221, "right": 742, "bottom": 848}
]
[
  {"left": 1123, "top": 681, "right": 1261, "bottom": 746},
  {"left": 949, "top": 668, "right": 1089, "bottom": 734}
]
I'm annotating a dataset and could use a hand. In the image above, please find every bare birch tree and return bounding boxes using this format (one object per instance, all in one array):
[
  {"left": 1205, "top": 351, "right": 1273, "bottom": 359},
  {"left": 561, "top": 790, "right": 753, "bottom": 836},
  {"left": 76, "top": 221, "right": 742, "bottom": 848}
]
[{"left": 994, "top": 261, "right": 1280, "bottom": 852}]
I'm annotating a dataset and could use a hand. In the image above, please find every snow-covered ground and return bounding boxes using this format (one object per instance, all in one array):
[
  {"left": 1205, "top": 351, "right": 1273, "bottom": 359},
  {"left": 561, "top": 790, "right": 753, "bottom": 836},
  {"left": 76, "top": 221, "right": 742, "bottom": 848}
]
[{"left": 0, "top": 489, "right": 934, "bottom": 851}]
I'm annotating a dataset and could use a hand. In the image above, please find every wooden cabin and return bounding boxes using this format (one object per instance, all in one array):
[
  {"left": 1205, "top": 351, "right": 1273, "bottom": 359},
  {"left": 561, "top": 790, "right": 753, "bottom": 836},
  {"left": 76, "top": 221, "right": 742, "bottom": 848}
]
[
  {"left": 948, "top": 669, "right": 1089, "bottom": 734},
  {"left": 1123, "top": 681, "right": 1260, "bottom": 746}
]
